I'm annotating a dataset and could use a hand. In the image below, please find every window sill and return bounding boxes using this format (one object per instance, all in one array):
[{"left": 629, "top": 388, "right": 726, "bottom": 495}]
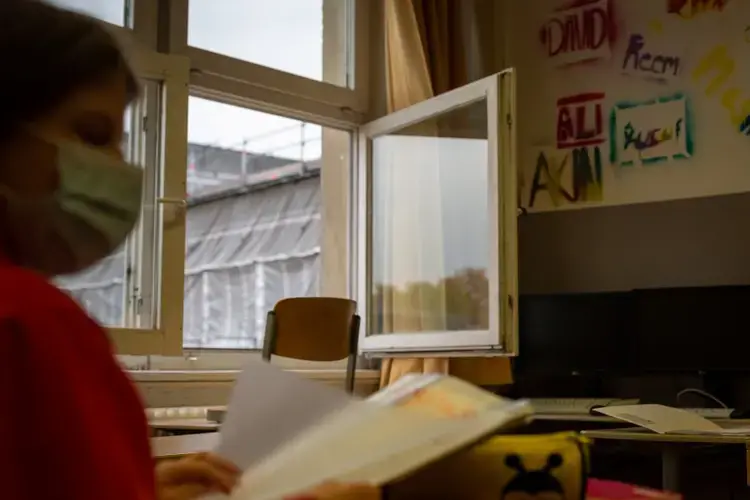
[
  {"left": 130, "top": 369, "right": 381, "bottom": 406},
  {"left": 128, "top": 368, "right": 380, "bottom": 384}
]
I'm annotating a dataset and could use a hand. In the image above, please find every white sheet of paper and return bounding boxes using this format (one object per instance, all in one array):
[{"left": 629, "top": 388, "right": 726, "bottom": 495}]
[
  {"left": 214, "top": 359, "right": 355, "bottom": 470},
  {"left": 594, "top": 404, "right": 730, "bottom": 434},
  {"left": 211, "top": 370, "right": 532, "bottom": 500}
]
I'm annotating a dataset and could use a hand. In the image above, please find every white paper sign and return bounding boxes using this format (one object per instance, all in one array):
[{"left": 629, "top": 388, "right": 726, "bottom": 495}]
[
  {"left": 611, "top": 95, "right": 691, "bottom": 166},
  {"left": 540, "top": 0, "right": 612, "bottom": 67}
]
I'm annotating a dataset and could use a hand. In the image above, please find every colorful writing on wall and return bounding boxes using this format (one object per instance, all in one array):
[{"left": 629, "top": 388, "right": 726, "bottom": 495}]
[
  {"left": 692, "top": 45, "right": 750, "bottom": 136},
  {"left": 610, "top": 94, "right": 692, "bottom": 166},
  {"left": 667, "top": 0, "right": 729, "bottom": 18},
  {"left": 528, "top": 147, "right": 603, "bottom": 208},
  {"left": 556, "top": 92, "right": 606, "bottom": 149},
  {"left": 622, "top": 34, "right": 680, "bottom": 83},
  {"left": 540, "top": 0, "right": 614, "bottom": 67}
]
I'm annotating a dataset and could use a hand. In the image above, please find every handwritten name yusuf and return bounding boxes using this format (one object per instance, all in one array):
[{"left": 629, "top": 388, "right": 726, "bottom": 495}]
[{"left": 623, "top": 119, "right": 684, "bottom": 152}]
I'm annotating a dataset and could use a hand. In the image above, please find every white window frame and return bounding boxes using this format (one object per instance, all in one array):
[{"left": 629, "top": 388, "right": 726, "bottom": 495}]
[
  {"left": 175, "top": 92, "right": 358, "bottom": 359},
  {"left": 167, "top": 0, "right": 370, "bottom": 121},
  {"left": 130, "top": 0, "right": 159, "bottom": 49},
  {"left": 117, "top": 0, "right": 370, "bottom": 362},
  {"left": 108, "top": 48, "right": 191, "bottom": 356},
  {"left": 157, "top": 0, "right": 368, "bottom": 358},
  {"left": 354, "top": 70, "right": 519, "bottom": 356}
]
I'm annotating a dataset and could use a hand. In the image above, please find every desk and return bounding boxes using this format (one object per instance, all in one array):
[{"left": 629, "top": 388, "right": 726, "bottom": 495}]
[
  {"left": 533, "top": 413, "right": 618, "bottom": 424},
  {"left": 151, "top": 432, "right": 219, "bottom": 460},
  {"left": 582, "top": 427, "right": 750, "bottom": 492},
  {"left": 147, "top": 415, "right": 611, "bottom": 457},
  {"left": 150, "top": 419, "right": 220, "bottom": 435}
]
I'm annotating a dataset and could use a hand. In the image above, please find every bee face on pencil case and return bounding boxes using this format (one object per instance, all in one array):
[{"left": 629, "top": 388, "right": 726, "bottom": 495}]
[{"left": 388, "top": 432, "right": 589, "bottom": 500}]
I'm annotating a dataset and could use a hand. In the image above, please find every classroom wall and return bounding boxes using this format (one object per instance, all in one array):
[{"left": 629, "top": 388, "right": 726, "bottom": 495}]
[
  {"left": 501, "top": 0, "right": 750, "bottom": 293},
  {"left": 519, "top": 192, "right": 750, "bottom": 294}
]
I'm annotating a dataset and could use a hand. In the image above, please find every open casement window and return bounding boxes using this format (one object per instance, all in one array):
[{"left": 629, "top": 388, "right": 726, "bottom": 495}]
[
  {"left": 57, "top": 49, "right": 190, "bottom": 356},
  {"left": 355, "top": 70, "right": 518, "bottom": 356}
]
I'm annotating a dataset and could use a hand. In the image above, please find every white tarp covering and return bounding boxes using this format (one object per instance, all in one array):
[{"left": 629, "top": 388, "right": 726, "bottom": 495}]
[{"left": 57, "top": 175, "right": 321, "bottom": 349}]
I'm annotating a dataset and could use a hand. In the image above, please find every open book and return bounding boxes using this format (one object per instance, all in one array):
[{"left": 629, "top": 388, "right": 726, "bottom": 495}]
[
  {"left": 594, "top": 404, "right": 750, "bottom": 435},
  {"left": 210, "top": 360, "right": 532, "bottom": 500}
]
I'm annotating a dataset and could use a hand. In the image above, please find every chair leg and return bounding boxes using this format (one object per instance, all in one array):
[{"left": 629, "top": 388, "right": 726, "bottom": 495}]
[
  {"left": 346, "top": 314, "right": 360, "bottom": 394},
  {"left": 346, "top": 353, "right": 357, "bottom": 394},
  {"left": 261, "top": 311, "right": 276, "bottom": 362}
]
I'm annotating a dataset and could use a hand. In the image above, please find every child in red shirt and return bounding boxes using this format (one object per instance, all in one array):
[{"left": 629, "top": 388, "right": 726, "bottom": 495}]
[
  {"left": 0, "top": 2, "right": 238, "bottom": 499},
  {"left": 0, "top": 3, "right": 378, "bottom": 500}
]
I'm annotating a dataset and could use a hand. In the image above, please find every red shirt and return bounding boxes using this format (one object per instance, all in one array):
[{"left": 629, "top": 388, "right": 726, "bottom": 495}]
[{"left": 0, "top": 251, "right": 156, "bottom": 499}]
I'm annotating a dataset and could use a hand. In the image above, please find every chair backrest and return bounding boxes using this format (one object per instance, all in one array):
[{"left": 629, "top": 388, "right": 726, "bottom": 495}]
[{"left": 267, "top": 297, "right": 358, "bottom": 362}]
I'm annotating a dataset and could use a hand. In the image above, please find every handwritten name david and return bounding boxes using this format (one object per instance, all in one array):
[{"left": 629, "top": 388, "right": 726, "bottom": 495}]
[{"left": 540, "top": 0, "right": 613, "bottom": 67}]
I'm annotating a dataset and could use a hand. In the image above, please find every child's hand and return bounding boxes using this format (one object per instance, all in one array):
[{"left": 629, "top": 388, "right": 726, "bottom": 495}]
[
  {"left": 156, "top": 452, "right": 240, "bottom": 500},
  {"left": 285, "top": 481, "right": 381, "bottom": 500}
]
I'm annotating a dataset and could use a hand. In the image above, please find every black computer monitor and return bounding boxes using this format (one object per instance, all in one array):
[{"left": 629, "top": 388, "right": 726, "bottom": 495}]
[
  {"left": 514, "top": 291, "right": 631, "bottom": 378},
  {"left": 630, "top": 285, "right": 750, "bottom": 372}
]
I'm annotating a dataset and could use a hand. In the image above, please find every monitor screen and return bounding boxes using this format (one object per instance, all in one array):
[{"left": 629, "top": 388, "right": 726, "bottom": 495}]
[
  {"left": 514, "top": 291, "right": 631, "bottom": 378},
  {"left": 630, "top": 285, "right": 750, "bottom": 372}
]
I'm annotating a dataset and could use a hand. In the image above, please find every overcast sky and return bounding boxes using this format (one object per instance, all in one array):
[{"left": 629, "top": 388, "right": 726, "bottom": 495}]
[{"left": 50, "top": 0, "right": 325, "bottom": 160}]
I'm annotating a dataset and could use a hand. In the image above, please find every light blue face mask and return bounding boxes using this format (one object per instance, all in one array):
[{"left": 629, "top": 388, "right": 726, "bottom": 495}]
[
  {"left": 55, "top": 139, "right": 144, "bottom": 250},
  {"left": 1, "top": 138, "right": 143, "bottom": 275}
]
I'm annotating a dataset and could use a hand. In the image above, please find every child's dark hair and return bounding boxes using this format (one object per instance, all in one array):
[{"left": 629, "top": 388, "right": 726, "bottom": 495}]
[{"left": 0, "top": 0, "right": 139, "bottom": 140}]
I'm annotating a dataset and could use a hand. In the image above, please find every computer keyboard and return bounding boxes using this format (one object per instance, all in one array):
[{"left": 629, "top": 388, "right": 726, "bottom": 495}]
[
  {"left": 682, "top": 407, "right": 734, "bottom": 419},
  {"left": 529, "top": 398, "right": 641, "bottom": 415}
]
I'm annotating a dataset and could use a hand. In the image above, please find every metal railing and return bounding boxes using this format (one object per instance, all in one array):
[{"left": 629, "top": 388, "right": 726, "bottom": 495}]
[{"left": 187, "top": 123, "right": 322, "bottom": 194}]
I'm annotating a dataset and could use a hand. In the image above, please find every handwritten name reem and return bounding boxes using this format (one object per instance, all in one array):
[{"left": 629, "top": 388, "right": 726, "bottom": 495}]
[{"left": 623, "top": 34, "right": 680, "bottom": 79}]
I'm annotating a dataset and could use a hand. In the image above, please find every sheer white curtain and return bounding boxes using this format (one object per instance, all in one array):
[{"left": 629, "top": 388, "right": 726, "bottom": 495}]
[
  {"left": 378, "top": 0, "right": 452, "bottom": 386},
  {"left": 378, "top": 0, "right": 514, "bottom": 388}
]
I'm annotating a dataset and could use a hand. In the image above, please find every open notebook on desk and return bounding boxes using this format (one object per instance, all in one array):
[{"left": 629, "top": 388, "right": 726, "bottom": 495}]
[
  {"left": 207, "top": 360, "right": 532, "bottom": 500},
  {"left": 594, "top": 404, "right": 750, "bottom": 435}
]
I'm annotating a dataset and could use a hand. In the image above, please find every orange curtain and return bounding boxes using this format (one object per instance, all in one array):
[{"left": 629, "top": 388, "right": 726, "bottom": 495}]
[{"left": 379, "top": 0, "right": 513, "bottom": 389}]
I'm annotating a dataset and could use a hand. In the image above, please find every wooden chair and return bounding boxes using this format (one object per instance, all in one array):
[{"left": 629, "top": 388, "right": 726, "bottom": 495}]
[{"left": 261, "top": 297, "right": 361, "bottom": 393}]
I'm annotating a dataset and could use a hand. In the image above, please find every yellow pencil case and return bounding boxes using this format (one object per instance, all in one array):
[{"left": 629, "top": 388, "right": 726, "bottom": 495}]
[{"left": 388, "top": 431, "right": 590, "bottom": 500}]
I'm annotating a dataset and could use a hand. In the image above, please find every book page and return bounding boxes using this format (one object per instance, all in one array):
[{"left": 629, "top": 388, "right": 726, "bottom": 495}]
[
  {"left": 229, "top": 374, "right": 532, "bottom": 500},
  {"left": 214, "top": 359, "right": 355, "bottom": 470},
  {"left": 371, "top": 373, "right": 503, "bottom": 417}
]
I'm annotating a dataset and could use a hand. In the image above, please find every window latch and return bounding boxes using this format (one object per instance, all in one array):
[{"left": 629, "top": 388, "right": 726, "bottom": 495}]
[{"left": 157, "top": 197, "right": 187, "bottom": 227}]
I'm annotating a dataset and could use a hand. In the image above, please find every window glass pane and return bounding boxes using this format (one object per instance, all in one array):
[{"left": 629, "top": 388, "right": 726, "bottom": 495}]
[
  {"left": 53, "top": 106, "right": 137, "bottom": 327},
  {"left": 369, "top": 99, "right": 490, "bottom": 335},
  {"left": 184, "top": 97, "right": 348, "bottom": 349},
  {"left": 48, "top": 0, "right": 128, "bottom": 26},
  {"left": 55, "top": 81, "right": 160, "bottom": 328},
  {"left": 188, "top": 0, "right": 350, "bottom": 87}
]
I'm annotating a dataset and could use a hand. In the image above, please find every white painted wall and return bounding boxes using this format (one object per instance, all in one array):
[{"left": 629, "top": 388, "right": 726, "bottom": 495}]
[{"left": 508, "top": 0, "right": 750, "bottom": 213}]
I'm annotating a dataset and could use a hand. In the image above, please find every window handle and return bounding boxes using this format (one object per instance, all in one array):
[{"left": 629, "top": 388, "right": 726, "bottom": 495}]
[{"left": 157, "top": 197, "right": 187, "bottom": 227}]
